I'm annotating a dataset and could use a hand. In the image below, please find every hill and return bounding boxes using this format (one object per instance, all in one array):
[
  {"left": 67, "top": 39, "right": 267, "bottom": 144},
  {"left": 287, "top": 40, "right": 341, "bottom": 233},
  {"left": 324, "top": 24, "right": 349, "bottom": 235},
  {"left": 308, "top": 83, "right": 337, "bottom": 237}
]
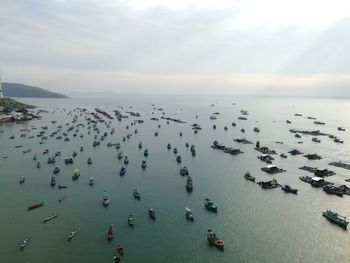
[{"left": 2, "top": 83, "right": 68, "bottom": 98}]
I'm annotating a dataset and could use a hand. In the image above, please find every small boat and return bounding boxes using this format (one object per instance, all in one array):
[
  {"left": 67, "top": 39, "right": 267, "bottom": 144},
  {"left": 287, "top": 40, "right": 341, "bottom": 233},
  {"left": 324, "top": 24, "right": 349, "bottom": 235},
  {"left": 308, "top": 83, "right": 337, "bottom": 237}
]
[
  {"left": 107, "top": 224, "right": 114, "bottom": 241},
  {"left": 27, "top": 202, "right": 44, "bottom": 210},
  {"left": 58, "top": 194, "right": 68, "bottom": 202},
  {"left": 323, "top": 210, "right": 348, "bottom": 229},
  {"left": 180, "top": 166, "right": 189, "bottom": 176},
  {"left": 19, "top": 176, "right": 25, "bottom": 184},
  {"left": 124, "top": 156, "right": 129, "bottom": 164},
  {"left": 58, "top": 184, "right": 67, "bottom": 189},
  {"left": 116, "top": 245, "right": 124, "bottom": 255},
  {"left": 102, "top": 191, "right": 110, "bottom": 207},
  {"left": 141, "top": 160, "right": 147, "bottom": 168},
  {"left": 50, "top": 176, "right": 56, "bottom": 187},
  {"left": 185, "top": 207, "right": 194, "bottom": 221},
  {"left": 72, "top": 169, "right": 80, "bottom": 180},
  {"left": 113, "top": 255, "right": 121, "bottom": 263},
  {"left": 68, "top": 228, "right": 77, "bottom": 241},
  {"left": 116, "top": 142, "right": 121, "bottom": 149},
  {"left": 281, "top": 184, "right": 298, "bottom": 194},
  {"left": 144, "top": 149, "right": 149, "bottom": 157},
  {"left": 43, "top": 212, "right": 59, "bottom": 223},
  {"left": 36, "top": 161, "right": 41, "bottom": 168},
  {"left": 204, "top": 197, "right": 218, "bottom": 213},
  {"left": 207, "top": 229, "right": 224, "bottom": 249},
  {"left": 89, "top": 177, "right": 94, "bottom": 186},
  {"left": 117, "top": 152, "right": 123, "bottom": 160},
  {"left": 80, "top": 145, "right": 84, "bottom": 152},
  {"left": 33, "top": 155, "right": 37, "bottom": 161},
  {"left": 20, "top": 234, "right": 30, "bottom": 250},
  {"left": 53, "top": 166, "right": 60, "bottom": 174},
  {"left": 312, "top": 137, "right": 321, "bottom": 143},
  {"left": 87, "top": 157, "right": 92, "bottom": 165},
  {"left": 173, "top": 147, "right": 178, "bottom": 154},
  {"left": 133, "top": 188, "right": 141, "bottom": 199},
  {"left": 185, "top": 142, "right": 189, "bottom": 148},
  {"left": 176, "top": 155, "right": 182, "bottom": 163},
  {"left": 244, "top": 172, "right": 255, "bottom": 182},
  {"left": 72, "top": 151, "right": 77, "bottom": 157},
  {"left": 186, "top": 175, "right": 193, "bottom": 192},
  {"left": 120, "top": 165, "right": 127, "bottom": 176},
  {"left": 149, "top": 208, "right": 156, "bottom": 220},
  {"left": 128, "top": 215, "right": 135, "bottom": 227},
  {"left": 167, "top": 143, "right": 171, "bottom": 150}
]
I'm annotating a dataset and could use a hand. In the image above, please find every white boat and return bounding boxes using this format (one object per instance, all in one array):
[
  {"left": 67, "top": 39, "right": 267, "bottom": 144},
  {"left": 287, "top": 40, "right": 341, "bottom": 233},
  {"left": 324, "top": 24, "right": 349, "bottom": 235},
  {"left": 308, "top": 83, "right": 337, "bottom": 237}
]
[
  {"left": 185, "top": 207, "right": 194, "bottom": 221},
  {"left": 89, "top": 177, "right": 94, "bottom": 185},
  {"left": 68, "top": 228, "right": 77, "bottom": 241}
]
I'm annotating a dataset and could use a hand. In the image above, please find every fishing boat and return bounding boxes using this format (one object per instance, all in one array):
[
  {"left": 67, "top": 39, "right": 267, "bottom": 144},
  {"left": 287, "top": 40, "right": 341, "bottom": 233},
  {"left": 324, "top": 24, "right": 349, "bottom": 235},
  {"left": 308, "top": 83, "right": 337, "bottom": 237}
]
[
  {"left": 244, "top": 172, "right": 255, "bottom": 182},
  {"left": 185, "top": 207, "right": 194, "bottom": 221},
  {"left": 117, "top": 152, "right": 123, "bottom": 160},
  {"left": 20, "top": 234, "right": 30, "bottom": 250},
  {"left": 149, "top": 208, "right": 156, "bottom": 220},
  {"left": 107, "top": 224, "right": 114, "bottom": 241},
  {"left": 58, "top": 184, "right": 67, "bottom": 189},
  {"left": 204, "top": 197, "right": 218, "bottom": 213},
  {"left": 80, "top": 145, "right": 84, "bottom": 152},
  {"left": 89, "top": 177, "right": 94, "bottom": 186},
  {"left": 322, "top": 210, "right": 348, "bottom": 229},
  {"left": 173, "top": 147, "right": 178, "bottom": 154},
  {"left": 167, "top": 143, "right": 171, "bottom": 150},
  {"left": 68, "top": 228, "right": 77, "bottom": 241},
  {"left": 281, "top": 184, "right": 298, "bottom": 194},
  {"left": 138, "top": 141, "right": 142, "bottom": 149},
  {"left": 102, "top": 191, "right": 110, "bottom": 207},
  {"left": 43, "top": 212, "right": 59, "bottom": 223},
  {"left": 53, "top": 166, "right": 60, "bottom": 174},
  {"left": 50, "top": 176, "right": 56, "bottom": 187},
  {"left": 186, "top": 175, "right": 193, "bottom": 192},
  {"left": 33, "top": 155, "right": 37, "bottom": 161},
  {"left": 120, "top": 165, "right": 127, "bottom": 176},
  {"left": 128, "top": 215, "right": 135, "bottom": 227},
  {"left": 19, "top": 176, "right": 25, "bottom": 184},
  {"left": 141, "top": 160, "right": 147, "bottom": 168},
  {"left": 180, "top": 166, "right": 189, "bottom": 176},
  {"left": 133, "top": 188, "right": 141, "bottom": 199},
  {"left": 113, "top": 255, "right": 121, "bottom": 263},
  {"left": 207, "top": 229, "right": 224, "bottom": 249},
  {"left": 72, "top": 169, "right": 80, "bottom": 180},
  {"left": 27, "top": 202, "right": 44, "bottom": 210},
  {"left": 36, "top": 161, "right": 41, "bottom": 168},
  {"left": 58, "top": 194, "right": 68, "bottom": 202},
  {"left": 124, "top": 156, "right": 129, "bottom": 164},
  {"left": 144, "top": 149, "right": 149, "bottom": 157},
  {"left": 176, "top": 155, "right": 182, "bottom": 163},
  {"left": 116, "top": 245, "right": 124, "bottom": 255},
  {"left": 87, "top": 157, "right": 92, "bottom": 165},
  {"left": 185, "top": 142, "right": 189, "bottom": 148},
  {"left": 116, "top": 142, "right": 121, "bottom": 149},
  {"left": 72, "top": 151, "right": 77, "bottom": 157}
]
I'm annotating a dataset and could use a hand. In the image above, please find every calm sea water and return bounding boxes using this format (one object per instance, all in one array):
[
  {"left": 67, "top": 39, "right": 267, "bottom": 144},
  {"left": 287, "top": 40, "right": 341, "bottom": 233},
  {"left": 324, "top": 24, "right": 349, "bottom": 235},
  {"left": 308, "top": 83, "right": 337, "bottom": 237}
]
[{"left": 1, "top": 95, "right": 350, "bottom": 263}]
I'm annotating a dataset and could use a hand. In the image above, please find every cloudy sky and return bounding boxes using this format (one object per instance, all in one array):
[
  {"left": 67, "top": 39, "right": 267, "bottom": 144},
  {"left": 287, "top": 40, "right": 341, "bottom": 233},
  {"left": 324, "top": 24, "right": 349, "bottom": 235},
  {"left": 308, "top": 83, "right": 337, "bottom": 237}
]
[{"left": 1, "top": 0, "right": 350, "bottom": 96}]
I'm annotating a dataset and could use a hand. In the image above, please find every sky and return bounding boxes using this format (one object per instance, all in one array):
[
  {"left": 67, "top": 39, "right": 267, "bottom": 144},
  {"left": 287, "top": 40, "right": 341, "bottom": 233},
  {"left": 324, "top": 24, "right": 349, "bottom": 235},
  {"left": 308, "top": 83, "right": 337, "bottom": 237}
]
[{"left": 0, "top": 0, "right": 350, "bottom": 96}]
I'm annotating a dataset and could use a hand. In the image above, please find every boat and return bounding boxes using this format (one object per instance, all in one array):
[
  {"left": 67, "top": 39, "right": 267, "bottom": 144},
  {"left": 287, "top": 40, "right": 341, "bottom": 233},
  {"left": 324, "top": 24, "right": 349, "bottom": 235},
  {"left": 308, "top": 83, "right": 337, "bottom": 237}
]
[
  {"left": 128, "top": 215, "right": 135, "bottom": 227},
  {"left": 281, "top": 184, "right": 298, "bottom": 194},
  {"left": 133, "top": 188, "right": 141, "bottom": 199},
  {"left": 113, "top": 255, "right": 121, "bottom": 263},
  {"left": 312, "top": 137, "right": 321, "bottom": 143},
  {"left": 167, "top": 143, "right": 171, "bottom": 150},
  {"left": 207, "top": 229, "right": 224, "bottom": 249},
  {"left": 50, "top": 176, "right": 56, "bottom": 187},
  {"left": 257, "top": 179, "right": 280, "bottom": 189},
  {"left": 185, "top": 142, "right": 189, "bottom": 148},
  {"left": 244, "top": 172, "right": 255, "bottom": 182},
  {"left": 53, "top": 166, "right": 60, "bottom": 174},
  {"left": 87, "top": 157, "right": 92, "bottom": 165},
  {"left": 149, "top": 208, "right": 156, "bottom": 219},
  {"left": 58, "top": 184, "right": 67, "bottom": 189},
  {"left": 180, "top": 166, "right": 189, "bottom": 176},
  {"left": 36, "top": 161, "right": 41, "bottom": 168},
  {"left": 72, "top": 151, "right": 77, "bottom": 157},
  {"left": 138, "top": 141, "right": 142, "bottom": 149},
  {"left": 120, "top": 165, "right": 127, "bottom": 176},
  {"left": 141, "top": 160, "right": 147, "bottom": 168},
  {"left": 185, "top": 207, "right": 194, "bottom": 221},
  {"left": 176, "top": 155, "right": 182, "bottom": 163},
  {"left": 19, "top": 176, "right": 25, "bottom": 184},
  {"left": 116, "top": 245, "right": 124, "bottom": 255},
  {"left": 107, "top": 224, "right": 114, "bottom": 241},
  {"left": 89, "top": 177, "right": 94, "bottom": 186},
  {"left": 67, "top": 228, "right": 77, "bottom": 241},
  {"left": 204, "top": 197, "right": 218, "bottom": 213},
  {"left": 261, "top": 165, "right": 285, "bottom": 174},
  {"left": 27, "top": 202, "right": 44, "bottom": 210},
  {"left": 209, "top": 115, "right": 217, "bottom": 120},
  {"left": 80, "top": 145, "right": 84, "bottom": 152},
  {"left": 117, "top": 151, "right": 123, "bottom": 160},
  {"left": 144, "top": 149, "right": 149, "bottom": 157},
  {"left": 58, "top": 194, "right": 68, "bottom": 202},
  {"left": 173, "top": 147, "right": 178, "bottom": 154},
  {"left": 186, "top": 175, "right": 193, "bottom": 192},
  {"left": 124, "top": 156, "right": 129, "bottom": 164},
  {"left": 322, "top": 210, "right": 348, "bottom": 229},
  {"left": 102, "top": 191, "right": 110, "bottom": 207},
  {"left": 20, "top": 234, "right": 30, "bottom": 250},
  {"left": 72, "top": 169, "right": 80, "bottom": 180},
  {"left": 43, "top": 212, "right": 59, "bottom": 223},
  {"left": 116, "top": 142, "right": 121, "bottom": 149}
]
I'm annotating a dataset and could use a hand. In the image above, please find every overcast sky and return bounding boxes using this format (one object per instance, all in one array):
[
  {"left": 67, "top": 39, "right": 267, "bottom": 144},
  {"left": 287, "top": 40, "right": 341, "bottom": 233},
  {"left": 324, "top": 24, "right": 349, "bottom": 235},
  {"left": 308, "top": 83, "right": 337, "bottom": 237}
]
[{"left": 1, "top": 0, "right": 350, "bottom": 96}]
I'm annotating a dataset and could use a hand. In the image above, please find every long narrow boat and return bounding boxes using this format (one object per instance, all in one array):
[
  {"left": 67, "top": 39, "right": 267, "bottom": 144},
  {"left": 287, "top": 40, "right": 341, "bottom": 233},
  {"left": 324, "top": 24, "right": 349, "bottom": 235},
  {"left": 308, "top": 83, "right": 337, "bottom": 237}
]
[
  {"left": 68, "top": 228, "right": 77, "bottom": 241},
  {"left": 43, "top": 212, "right": 59, "bottom": 223},
  {"left": 27, "top": 202, "right": 44, "bottom": 210},
  {"left": 107, "top": 224, "right": 114, "bottom": 241},
  {"left": 20, "top": 234, "right": 30, "bottom": 250}
]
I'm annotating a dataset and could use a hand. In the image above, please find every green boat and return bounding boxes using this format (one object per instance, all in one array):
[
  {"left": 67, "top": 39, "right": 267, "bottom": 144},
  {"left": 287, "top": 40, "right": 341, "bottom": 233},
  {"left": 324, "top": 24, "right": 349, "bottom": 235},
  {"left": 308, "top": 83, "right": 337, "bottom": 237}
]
[
  {"left": 204, "top": 197, "right": 218, "bottom": 213},
  {"left": 244, "top": 172, "right": 256, "bottom": 182},
  {"left": 322, "top": 210, "right": 348, "bottom": 229},
  {"left": 144, "top": 149, "right": 149, "bottom": 157}
]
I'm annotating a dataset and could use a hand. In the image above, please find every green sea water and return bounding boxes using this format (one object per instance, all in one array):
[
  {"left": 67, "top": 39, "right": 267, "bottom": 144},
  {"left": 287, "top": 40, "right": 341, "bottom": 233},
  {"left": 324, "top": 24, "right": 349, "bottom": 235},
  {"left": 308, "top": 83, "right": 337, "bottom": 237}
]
[{"left": 1, "top": 95, "right": 350, "bottom": 263}]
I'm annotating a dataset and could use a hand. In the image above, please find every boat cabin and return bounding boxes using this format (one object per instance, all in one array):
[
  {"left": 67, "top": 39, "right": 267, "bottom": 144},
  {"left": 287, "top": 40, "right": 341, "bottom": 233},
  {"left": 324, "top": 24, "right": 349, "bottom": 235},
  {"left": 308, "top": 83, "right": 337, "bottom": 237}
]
[{"left": 310, "top": 177, "right": 324, "bottom": 187}]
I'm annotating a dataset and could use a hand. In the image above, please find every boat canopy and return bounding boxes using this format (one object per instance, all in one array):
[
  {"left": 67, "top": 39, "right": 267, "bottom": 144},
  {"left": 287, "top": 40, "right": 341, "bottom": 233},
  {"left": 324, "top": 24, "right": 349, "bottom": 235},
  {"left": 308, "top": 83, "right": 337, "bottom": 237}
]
[
  {"left": 311, "top": 177, "right": 324, "bottom": 182},
  {"left": 266, "top": 165, "right": 277, "bottom": 169}
]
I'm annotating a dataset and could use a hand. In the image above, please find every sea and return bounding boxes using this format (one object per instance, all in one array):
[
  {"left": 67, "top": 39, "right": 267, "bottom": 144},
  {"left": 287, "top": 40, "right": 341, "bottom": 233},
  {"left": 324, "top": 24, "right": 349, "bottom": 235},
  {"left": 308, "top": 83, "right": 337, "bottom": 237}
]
[{"left": 0, "top": 95, "right": 350, "bottom": 263}]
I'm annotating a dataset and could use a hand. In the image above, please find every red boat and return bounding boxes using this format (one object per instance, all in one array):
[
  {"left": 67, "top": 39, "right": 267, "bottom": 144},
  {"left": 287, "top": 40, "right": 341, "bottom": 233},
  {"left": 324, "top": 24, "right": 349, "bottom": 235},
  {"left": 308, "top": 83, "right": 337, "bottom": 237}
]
[
  {"left": 27, "top": 202, "right": 44, "bottom": 210},
  {"left": 207, "top": 229, "right": 224, "bottom": 249},
  {"left": 107, "top": 224, "right": 113, "bottom": 241}
]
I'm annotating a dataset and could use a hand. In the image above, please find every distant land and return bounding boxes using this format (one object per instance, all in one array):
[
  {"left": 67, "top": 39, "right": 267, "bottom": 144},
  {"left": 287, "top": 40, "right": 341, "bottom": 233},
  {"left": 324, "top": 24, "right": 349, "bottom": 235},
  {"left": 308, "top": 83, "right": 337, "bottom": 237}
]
[{"left": 2, "top": 83, "right": 68, "bottom": 98}]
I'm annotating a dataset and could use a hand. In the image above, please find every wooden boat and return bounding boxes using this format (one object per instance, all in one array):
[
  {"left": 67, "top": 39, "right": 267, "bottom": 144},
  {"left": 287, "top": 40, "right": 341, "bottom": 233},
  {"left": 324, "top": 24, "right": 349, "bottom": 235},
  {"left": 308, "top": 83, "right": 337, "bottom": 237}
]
[
  {"left": 20, "top": 234, "right": 30, "bottom": 250},
  {"left": 102, "top": 191, "right": 110, "bottom": 207},
  {"left": 149, "top": 208, "right": 156, "bottom": 220},
  {"left": 185, "top": 207, "right": 194, "bottom": 221},
  {"left": 58, "top": 184, "right": 67, "bottom": 189},
  {"left": 116, "top": 245, "right": 124, "bottom": 255},
  {"left": 133, "top": 188, "right": 141, "bottom": 199},
  {"left": 323, "top": 210, "right": 348, "bottom": 229},
  {"left": 244, "top": 172, "right": 255, "bottom": 182},
  {"left": 128, "top": 215, "right": 135, "bottom": 227},
  {"left": 207, "top": 229, "right": 224, "bottom": 249},
  {"left": 43, "top": 212, "right": 59, "bottom": 223},
  {"left": 27, "top": 202, "right": 44, "bottom": 210},
  {"left": 204, "top": 197, "right": 218, "bottom": 213},
  {"left": 281, "top": 185, "right": 298, "bottom": 194},
  {"left": 68, "top": 228, "right": 77, "bottom": 241},
  {"left": 107, "top": 224, "right": 114, "bottom": 241},
  {"left": 50, "top": 176, "right": 56, "bottom": 187},
  {"left": 19, "top": 176, "right": 25, "bottom": 184}
]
